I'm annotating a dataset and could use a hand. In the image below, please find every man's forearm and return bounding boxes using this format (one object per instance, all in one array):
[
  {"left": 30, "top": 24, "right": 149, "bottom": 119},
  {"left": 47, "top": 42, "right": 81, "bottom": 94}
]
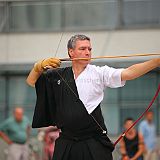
[
  {"left": 0, "top": 131, "right": 12, "bottom": 144},
  {"left": 26, "top": 68, "right": 42, "bottom": 87},
  {"left": 121, "top": 58, "right": 160, "bottom": 81}
]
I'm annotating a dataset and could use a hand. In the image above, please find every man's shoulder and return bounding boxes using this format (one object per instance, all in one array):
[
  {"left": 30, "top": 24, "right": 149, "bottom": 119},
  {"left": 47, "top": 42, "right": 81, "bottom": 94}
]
[
  {"left": 23, "top": 116, "right": 30, "bottom": 125},
  {"left": 0, "top": 117, "right": 14, "bottom": 127},
  {"left": 139, "top": 120, "right": 147, "bottom": 127},
  {"left": 42, "top": 67, "right": 72, "bottom": 83},
  {"left": 87, "top": 64, "right": 111, "bottom": 75},
  {"left": 5, "top": 116, "right": 14, "bottom": 123},
  {"left": 88, "top": 64, "right": 101, "bottom": 69},
  {"left": 46, "top": 67, "right": 71, "bottom": 75},
  {"left": 23, "top": 115, "right": 29, "bottom": 121}
]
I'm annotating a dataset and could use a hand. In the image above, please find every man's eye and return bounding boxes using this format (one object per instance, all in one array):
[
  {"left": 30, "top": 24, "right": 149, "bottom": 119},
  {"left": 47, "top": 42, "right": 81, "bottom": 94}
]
[
  {"left": 80, "top": 48, "right": 85, "bottom": 50},
  {"left": 79, "top": 47, "right": 92, "bottom": 51}
]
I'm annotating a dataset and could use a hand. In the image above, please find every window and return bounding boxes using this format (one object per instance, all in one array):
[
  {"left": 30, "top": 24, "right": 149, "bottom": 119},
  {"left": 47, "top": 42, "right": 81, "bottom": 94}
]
[
  {"left": 8, "top": 75, "right": 36, "bottom": 121},
  {"left": 0, "top": 76, "right": 6, "bottom": 121},
  {"left": 1, "top": 0, "right": 160, "bottom": 32}
]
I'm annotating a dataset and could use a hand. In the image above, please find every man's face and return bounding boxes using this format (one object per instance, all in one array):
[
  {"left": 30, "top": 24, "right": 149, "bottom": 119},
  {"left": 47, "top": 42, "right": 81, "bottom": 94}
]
[
  {"left": 14, "top": 108, "right": 23, "bottom": 122},
  {"left": 69, "top": 40, "right": 92, "bottom": 65},
  {"left": 146, "top": 112, "right": 153, "bottom": 123}
]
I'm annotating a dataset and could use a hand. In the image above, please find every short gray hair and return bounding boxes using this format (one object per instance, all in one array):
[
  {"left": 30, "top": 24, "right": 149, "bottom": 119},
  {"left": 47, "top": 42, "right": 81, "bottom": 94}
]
[{"left": 67, "top": 34, "right": 90, "bottom": 50}]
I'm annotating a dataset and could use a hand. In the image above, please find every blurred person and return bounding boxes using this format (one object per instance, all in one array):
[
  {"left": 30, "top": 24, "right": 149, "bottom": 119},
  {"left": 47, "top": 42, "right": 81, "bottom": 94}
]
[
  {"left": 0, "top": 107, "right": 31, "bottom": 160},
  {"left": 120, "top": 118, "right": 144, "bottom": 160},
  {"left": 26, "top": 34, "right": 160, "bottom": 160},
  {"left": 43, "top": 126, "right": 60, "bottom": 160},
  {"left": 139, "top": 111, "right": 159, "bottom": 160}
]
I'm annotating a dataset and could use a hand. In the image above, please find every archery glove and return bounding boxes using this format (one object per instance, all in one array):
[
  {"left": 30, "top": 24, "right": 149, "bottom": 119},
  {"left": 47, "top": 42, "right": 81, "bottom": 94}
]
[{"left": 34, "top": 58, "right": 61, "bottom": 73}]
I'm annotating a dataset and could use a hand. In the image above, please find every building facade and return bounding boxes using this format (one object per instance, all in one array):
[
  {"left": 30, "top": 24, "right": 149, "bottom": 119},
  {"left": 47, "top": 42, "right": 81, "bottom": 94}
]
[{"left": 0, "top": 0, "right": 160, "bottom": 136}]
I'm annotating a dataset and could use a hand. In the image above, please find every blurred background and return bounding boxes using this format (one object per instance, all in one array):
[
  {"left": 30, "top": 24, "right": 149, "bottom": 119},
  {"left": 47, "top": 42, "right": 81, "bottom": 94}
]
[{"left": 0, "top": 0, "right": 160, "bottom": 159}]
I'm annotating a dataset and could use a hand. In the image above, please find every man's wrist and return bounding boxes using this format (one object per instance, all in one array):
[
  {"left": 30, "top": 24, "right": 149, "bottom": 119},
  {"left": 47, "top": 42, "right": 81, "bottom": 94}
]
[
  {"left": 8, "top": 141, "right": 13, "bottom": 145},
  {"left": 34, "top": 60, "right": 44, "bottom": 73},
  {"left": 6, "top": 139, "right": 13, "bottom": 145}
]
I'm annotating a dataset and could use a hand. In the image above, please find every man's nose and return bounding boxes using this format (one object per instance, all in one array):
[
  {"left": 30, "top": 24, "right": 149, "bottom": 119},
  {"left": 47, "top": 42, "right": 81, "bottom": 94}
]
[{"left": 85, "top": 48, "right": 91, "bottom": 55}]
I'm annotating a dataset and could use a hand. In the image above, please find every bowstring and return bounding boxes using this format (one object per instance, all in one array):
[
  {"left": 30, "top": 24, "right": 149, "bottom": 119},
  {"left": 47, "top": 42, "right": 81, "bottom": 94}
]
[
  {"left": 52, "top": 32, "right": 79, "bottom": 99},
  {"left": 54, "top": 32, "right": 64, "bottom": 58},
  {"left": 52, "top": 32, "right": 109, "bottom": 137}
]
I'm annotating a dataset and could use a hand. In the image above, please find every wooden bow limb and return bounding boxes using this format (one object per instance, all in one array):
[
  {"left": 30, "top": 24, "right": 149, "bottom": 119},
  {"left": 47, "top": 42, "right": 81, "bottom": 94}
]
[
  {"left": 60, "top": 53, "right": 160, "bottom": 61},
  {"left": 114, "top": 84, "right": 160, "bottom": 147}
]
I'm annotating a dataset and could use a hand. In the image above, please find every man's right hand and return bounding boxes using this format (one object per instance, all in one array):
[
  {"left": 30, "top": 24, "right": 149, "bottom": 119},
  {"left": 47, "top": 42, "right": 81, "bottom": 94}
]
[
  {"left": 34, "top": 58, "right": 61, "bottom": 73},
  {"left": 7, "top": 140, "right": 13, "bottom": 145},
  {"left": 0, "top": 131, "right": 13, "bottom": 145}
]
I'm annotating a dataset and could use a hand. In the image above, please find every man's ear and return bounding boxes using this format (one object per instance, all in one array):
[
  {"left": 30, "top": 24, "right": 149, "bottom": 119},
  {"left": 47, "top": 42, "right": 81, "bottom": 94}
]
[{"left": 68, "top": 49, "right": 73, "bottom": 58}]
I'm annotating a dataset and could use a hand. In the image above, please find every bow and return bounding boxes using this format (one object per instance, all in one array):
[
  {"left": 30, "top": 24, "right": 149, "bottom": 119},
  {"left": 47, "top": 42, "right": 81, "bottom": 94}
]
[
  {"left": 114, "top": 84, "right": 160, "bottom": 146},
  {"left": 60, "top": 53, "right": 160, "bottom": 61},
  {"left": 53, "top": 35, "right": 160, "bottom": 147}
]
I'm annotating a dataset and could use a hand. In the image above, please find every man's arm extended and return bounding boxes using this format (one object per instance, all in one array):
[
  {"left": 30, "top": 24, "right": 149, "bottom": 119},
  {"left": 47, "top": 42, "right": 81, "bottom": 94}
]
[{"left": 121, "top": 58, "right": 160, "bottom": 81}]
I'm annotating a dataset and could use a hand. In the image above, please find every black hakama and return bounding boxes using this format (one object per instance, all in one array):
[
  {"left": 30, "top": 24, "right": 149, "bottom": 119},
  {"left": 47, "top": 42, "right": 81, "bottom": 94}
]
[{"left": 32, "top": 67, "right": 114, "bottom": 160}]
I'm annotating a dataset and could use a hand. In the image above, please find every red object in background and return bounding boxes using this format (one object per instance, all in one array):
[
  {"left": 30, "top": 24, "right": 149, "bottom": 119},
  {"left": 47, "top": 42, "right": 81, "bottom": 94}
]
[{"left": 43, "top": 126, "right": 60, "bottom": 160}]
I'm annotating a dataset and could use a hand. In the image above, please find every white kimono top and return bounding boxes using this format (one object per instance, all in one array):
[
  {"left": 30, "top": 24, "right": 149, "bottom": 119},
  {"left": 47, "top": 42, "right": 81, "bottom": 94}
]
[{"left": 74, "top": 64, "right": 126, "bottom": 114}]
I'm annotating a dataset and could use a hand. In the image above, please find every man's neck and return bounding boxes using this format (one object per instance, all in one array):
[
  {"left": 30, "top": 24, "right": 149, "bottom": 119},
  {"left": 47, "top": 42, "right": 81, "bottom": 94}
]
[
  {"left": 72, "top": 63, "right": 87, "bottom": 79},
  {"left": 147, "top": 120, "right": 153, "bottom": 125}
]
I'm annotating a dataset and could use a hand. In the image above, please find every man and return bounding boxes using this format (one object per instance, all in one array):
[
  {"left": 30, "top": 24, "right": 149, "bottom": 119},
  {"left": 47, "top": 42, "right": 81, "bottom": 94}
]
[
  {"left": 0, "top": 107, "right": 31, "bottom": 160},
  {"left": 139, "top": 111, "right": 158, "bottom": 160},
  {"left": 120, "top": 118, "right": 144, "bottom": 160},
  {"left": 26, "top": 34, "right": 160, "bottom": 160}
]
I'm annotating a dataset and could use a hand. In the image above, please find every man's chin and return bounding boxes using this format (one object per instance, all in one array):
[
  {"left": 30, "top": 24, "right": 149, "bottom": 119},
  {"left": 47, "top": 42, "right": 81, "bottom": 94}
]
[{"left": 80, "top": 60, "right": 90, "bottom": 65}]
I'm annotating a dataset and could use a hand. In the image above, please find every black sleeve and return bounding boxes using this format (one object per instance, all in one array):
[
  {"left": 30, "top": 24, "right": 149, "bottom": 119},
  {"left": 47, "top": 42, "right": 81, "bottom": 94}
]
[{"left": 32, "top": 71, "right": 57, "bottom": 128}]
